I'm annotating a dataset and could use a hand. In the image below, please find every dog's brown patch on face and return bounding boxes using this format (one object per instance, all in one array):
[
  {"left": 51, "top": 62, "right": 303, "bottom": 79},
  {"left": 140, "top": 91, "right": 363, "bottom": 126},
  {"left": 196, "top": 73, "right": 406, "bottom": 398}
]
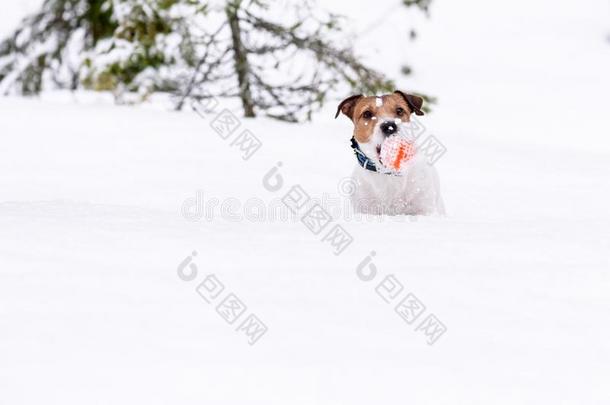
[{"left": 350, "top": 94, "right": 413, "bottom": 143}]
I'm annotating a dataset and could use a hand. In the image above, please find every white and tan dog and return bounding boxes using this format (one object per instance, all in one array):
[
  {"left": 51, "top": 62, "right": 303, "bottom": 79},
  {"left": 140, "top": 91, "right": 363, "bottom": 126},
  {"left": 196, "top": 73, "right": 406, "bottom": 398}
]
[{"left": 336, "top": 91, "right": 444, "bottom": 216}]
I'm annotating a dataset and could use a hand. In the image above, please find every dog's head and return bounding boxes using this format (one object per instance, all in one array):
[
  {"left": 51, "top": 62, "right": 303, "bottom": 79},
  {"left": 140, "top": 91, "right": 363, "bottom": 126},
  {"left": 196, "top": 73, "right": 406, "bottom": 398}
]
[{"left": 335, "top": 91, "right": 424, "bottom": 166}]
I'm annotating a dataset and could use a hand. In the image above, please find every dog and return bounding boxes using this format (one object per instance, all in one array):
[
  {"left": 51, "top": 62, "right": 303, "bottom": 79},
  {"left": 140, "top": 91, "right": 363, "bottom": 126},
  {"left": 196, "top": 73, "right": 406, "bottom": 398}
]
[{"left": 336, "top": 91, "right": 444, "bottom": 216}]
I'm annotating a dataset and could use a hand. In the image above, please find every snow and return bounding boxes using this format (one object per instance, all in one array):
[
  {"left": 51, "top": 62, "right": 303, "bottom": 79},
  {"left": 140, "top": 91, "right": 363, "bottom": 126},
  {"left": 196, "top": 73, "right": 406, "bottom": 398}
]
[
  {"left": 1, "top": 0, "right": 610, "bottom": 404},
  {"left": 2, "top": 89, "right": 609, "bottom": 404}
]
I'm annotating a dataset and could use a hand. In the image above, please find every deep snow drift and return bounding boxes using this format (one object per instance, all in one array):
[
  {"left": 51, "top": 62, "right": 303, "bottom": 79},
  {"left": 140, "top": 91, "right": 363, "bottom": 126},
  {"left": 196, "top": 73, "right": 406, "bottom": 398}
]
[{"left": 1, "top": 91, "right": 609, "bottom": 404}]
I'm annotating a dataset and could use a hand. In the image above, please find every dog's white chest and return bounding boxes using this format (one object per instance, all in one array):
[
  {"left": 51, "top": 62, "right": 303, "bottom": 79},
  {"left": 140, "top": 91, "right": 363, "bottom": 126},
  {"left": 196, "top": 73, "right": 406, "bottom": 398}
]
[{"left": 350, "top": 155, "right": 444, "bottom": 215}]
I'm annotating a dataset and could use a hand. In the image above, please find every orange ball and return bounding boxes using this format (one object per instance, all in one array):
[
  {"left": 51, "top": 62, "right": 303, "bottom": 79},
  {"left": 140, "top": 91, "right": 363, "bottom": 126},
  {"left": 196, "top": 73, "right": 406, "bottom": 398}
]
[{"left": 380, "top": 136, "right": 416, "bottom": 171}]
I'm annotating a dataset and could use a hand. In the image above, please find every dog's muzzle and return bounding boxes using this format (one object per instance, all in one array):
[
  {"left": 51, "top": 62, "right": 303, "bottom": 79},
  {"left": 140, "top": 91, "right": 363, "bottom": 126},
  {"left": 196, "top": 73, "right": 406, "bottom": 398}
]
[{"left": 380, "top": 121, "right": 398, "bottom": 136}]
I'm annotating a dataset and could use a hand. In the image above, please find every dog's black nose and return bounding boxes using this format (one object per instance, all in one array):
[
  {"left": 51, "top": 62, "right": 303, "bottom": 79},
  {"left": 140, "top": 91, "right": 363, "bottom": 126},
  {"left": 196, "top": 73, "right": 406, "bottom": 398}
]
[{"left": 380, "top": 121, "right": 398, "bottom": 136}]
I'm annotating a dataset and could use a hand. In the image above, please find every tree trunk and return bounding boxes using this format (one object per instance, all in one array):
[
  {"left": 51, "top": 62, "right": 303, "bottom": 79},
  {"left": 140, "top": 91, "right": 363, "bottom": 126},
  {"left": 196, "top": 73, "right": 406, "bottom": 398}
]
[{"left": 226, "top": 0, "right": 255, "bottom": 117}]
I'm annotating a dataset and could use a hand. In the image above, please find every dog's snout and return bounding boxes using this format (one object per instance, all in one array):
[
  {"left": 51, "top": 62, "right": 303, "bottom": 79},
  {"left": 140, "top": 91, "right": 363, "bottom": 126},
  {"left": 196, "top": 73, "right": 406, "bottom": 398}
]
[{"left": 380, "top": 121, "right": 398, "bottom": 136}]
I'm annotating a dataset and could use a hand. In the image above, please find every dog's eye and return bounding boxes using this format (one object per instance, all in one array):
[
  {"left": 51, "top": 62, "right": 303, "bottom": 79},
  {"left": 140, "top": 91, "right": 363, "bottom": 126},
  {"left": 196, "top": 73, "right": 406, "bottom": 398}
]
[
  {"left": 396, "top": 107, "right": 405, "bottom": 116},
  {"left": 362, "top": 111, "right": 373, "bottom": 119}
]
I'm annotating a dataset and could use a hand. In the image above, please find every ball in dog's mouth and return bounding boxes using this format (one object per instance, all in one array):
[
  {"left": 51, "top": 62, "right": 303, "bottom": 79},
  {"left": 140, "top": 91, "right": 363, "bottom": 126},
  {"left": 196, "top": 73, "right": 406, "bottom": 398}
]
[{"left": 379, "top": 136, "right": 416, "bottom": 171}]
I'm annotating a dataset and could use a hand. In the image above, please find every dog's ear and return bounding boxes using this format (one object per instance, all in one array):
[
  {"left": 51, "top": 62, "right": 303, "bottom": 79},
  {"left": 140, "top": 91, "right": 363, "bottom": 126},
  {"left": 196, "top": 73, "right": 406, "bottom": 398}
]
[
  {"left": 394, "top": 90, "right": 424, "bottom": 116},
  {"left": 335, "top": 94, "right": 363, "bottom": 119}
]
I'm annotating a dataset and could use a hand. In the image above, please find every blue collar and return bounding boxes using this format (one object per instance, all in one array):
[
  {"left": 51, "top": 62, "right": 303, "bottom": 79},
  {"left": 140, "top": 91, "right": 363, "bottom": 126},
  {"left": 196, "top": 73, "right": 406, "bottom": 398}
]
[
  {"left": 350, "top": 138, "right": 403, "bottom": 176},
  {"left": 350, "top": 137, "right": 379, "bottom": 172}
]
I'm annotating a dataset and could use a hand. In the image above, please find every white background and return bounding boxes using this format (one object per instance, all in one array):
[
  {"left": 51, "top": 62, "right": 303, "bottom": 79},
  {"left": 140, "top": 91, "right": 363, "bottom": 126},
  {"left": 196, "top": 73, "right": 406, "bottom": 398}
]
[{"left": 1, "top": 1, "right": 609, "bottom": 404}]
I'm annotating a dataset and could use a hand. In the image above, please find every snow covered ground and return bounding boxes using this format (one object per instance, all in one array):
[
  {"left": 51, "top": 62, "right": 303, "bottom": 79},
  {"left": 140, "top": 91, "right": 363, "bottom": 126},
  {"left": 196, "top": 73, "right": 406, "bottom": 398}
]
[{"left": 1, "top": 1, "right": 610, "bottom": 404}]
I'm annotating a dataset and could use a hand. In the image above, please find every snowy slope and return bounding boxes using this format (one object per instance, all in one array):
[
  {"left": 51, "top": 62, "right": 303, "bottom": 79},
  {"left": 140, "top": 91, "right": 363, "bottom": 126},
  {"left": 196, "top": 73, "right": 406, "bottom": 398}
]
[
  {"left": 1, "top": 92, "right": 609, "bottom": 405},
  {"left": 2, "top": 0, "right": 610, "bottom": 404}
]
